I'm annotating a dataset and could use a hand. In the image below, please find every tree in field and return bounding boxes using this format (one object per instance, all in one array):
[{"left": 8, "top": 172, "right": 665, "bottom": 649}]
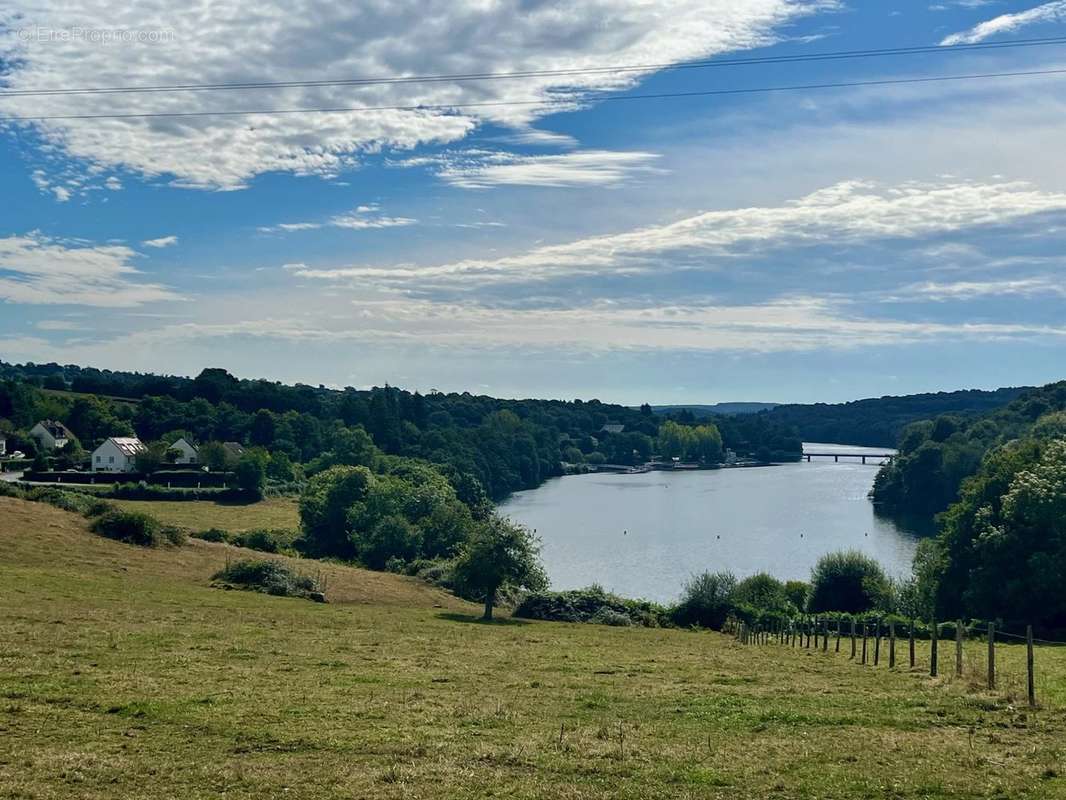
[
  {"left": 452, "top": 516, "right": 547, "bottom": 620},
  {"left": 199, "top": 441, "right": 234, "bottom": 472},
  {"left": 732, "top": 572, "right": 791, "bottom": 613},
  {"left": 807, "top": 551, "right": 890, "bottom": 614},
  {"left": 235, "top": 450, "right": 268, "bottom": 499},
  {"left": 670, "top": 571, "right": 736, "bottom": 630}
]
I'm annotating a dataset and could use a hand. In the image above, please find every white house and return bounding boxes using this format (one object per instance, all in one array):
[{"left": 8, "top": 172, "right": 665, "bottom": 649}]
[
  {"left": 0, "top": 435, "right": 6, "bottom": 456},
  {"left": 92, "top": 437, "right": 147, "bottom": 473},
  {"left": 167, "top": 437, "right": 199, "bottom": 465},
  {"left": 29, "top": 420, "right": 73, "bottom": 451}
]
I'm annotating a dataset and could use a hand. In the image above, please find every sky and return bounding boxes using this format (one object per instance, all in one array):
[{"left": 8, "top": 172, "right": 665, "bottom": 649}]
[{"left": 1, "top": 0, "right": 1065, "bottom": 405}]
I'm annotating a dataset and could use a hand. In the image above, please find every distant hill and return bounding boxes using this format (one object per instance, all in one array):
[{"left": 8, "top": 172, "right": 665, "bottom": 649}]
[
  {"left": 651, "top": 402, "right": 779, "bottom": 417},
  {"left": 762, "top": 387, "right": 1032, "bottom": 448}
]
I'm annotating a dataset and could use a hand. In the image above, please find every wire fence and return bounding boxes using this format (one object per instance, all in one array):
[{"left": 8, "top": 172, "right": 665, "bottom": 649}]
[{"left": 727, "top": 615, "right": 1066, "bottom": 709}]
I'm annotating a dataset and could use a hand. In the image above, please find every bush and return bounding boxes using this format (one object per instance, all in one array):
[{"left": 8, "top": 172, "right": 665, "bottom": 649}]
[
  {"left": 733, "top": 572, "right": 791, "bottom": 613},
  {"left": 0, "top": 482, "right": 25, "bottom": 499},
  {"left": 671, "top": 571, "right": 737, "bottom": 630},
  {"left": 514, "top": 585, "right": 670, "bottom": 628},
  {"left": 232, "top": 528, "right": 299, "bottom": 554},
  {"left": 193, "top": 527, "right": 230, "bottom": 543},
  {"left": 784, "top": 580, "right": 810, "bottom": 611},
  {"left": 212, "top": 559, "right": 324, "bottom": 600},
  {"left": 807, "top": 551, "right": 891, "bottom": 614},
  {"left": 91, "top": 510, "right": 167, "bottom": 547}
]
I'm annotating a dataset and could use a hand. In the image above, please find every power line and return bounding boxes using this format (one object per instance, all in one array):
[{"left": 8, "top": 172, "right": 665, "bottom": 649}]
[
  {"left": 1, "top": 36, "right": 1065, "bottom": 98},
  {"left": 4, "top": 66, "right": 1065, "bottom": 122}
]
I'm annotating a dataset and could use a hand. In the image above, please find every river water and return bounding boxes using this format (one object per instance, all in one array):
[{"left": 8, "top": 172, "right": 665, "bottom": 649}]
[{"left": 499, "top": 443, "right": 915, "bottom": 604}]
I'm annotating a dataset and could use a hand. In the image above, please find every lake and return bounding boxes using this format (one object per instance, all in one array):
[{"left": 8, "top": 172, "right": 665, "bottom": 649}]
[{"left": 499, "top": 443, "right": 916, "bottom": 604}]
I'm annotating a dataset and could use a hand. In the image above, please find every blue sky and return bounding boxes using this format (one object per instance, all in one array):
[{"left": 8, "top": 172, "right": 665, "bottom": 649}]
[{"left": 1, "top": 0, "right": 1065, "bottom": 404}]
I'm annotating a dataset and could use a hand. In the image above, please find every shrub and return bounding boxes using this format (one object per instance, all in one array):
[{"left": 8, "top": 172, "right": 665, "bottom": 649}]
[
  {"left": 514, "top": 585, "right": 670, "bottom": 628},
  {"left": 671, "top": 571, "right": 737, "bottom": 630},
  {"left": 0, "top": 482, "right": 25, "bottom": 499},
  {"left": 807, "top": 550, "right": 891, "bottom": 614},
  {"left": 232, "top": 528, "right": 299, "bottom": 554},
  {"left": 194, "top": 527, "right": 230, "bottom": 543},
  {"left": 733, "top": 572, "right": 791, "bottom": 613},
  {"left": 91, "top": 510, "right": 166, "bottom": 547},
  {"left": 587, "top": 607, "right": 634, "bottom": 627},
  {"left": 784, "top": 580, "right": 810, "bottom": 611},
  {"left": 212, "top": 559, "right": 324, "bottom": 600},
  {"left": 162, "top": 526, "right": 187, "bottom": 546}
]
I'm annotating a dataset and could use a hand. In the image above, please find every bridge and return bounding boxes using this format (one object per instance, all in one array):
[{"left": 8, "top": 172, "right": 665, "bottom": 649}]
[{"left": 804, "top": 452, "right": 894, "bottom": 465}]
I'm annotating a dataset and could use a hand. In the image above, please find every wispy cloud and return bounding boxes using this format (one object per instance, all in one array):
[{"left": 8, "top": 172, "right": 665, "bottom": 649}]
[
  {"left": 258, "top": 204, "right": 417, "bottom": 234},
  {"left": 941, "top": 1, "right": 1066, "bottom": 44},
  {"left": 0, "top": 234, "right": 180, "bottom": 307},
  {"left": 394, "top": 149, "right": 663, "bottom": 189},
  {"left": 142, "top": 235, "right": 178, "bottom": 248},
  {"left": 288, "top": 179, "right": 1066, "bottom": 288}
]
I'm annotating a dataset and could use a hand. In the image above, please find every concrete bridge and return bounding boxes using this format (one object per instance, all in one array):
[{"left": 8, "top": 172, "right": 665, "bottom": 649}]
[{"left": 804, "top": 452, "right": 894, "bottom": 465}]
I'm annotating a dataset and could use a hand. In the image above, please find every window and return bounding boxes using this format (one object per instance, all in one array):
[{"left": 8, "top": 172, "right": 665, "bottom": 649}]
[
  {"left": 95, "top": 456, "right": 101, "bottom": 463},
  {"left": 109, "top": 456, "right": 115, "bottom": 464}
]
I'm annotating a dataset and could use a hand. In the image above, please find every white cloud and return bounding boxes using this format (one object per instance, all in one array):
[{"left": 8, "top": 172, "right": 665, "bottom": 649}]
[
  {"left": 142, "top": 235, "right": 178, "bottom": 248},
  {"left": 258, "top": 205, "right": 417, "bottom": 234},
  {"left": 941, "top": 1, "right": 1066, "bottom": 44},
  {"left": 0, "top": 0, "right": 835, "bottom": 190},
  {"left": 16, "top": 295, "right": 1063, "bottom": 358},
  {"left": 288, "top": 179, "right": 1066, "bottom": 288},
  {"left": 884, "top": 277, "right": 1066, "bottom": 301},
  {"left": 396, "top": 149, "right": 663, "bottom": 189},
  {"left": 0, "top": 234, "right": 180, "bottom": 306}
]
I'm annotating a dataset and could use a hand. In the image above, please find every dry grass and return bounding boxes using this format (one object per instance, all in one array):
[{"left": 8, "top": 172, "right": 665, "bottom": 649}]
[
  {"left": 2, "top": 497, "right": 1066, "bottom": 799},
  {"left": 111, "top": 496, "right": 300, "bottom": 533}
]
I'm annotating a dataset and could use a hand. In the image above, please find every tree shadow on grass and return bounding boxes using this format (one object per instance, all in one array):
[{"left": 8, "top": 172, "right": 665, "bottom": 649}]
[{"left": 436, "top": 612, "right": 530, "bottom": 626}]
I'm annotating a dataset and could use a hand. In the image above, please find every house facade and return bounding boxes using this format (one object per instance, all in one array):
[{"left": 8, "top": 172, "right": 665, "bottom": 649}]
[
  {"left": 168, "top": 437, "right": 200, "bottom": 465},
  {"left": 92, "top": 437, "right": 147, "bottom": 473},
  {"left": 29, "top": 420, "right": 73, "bottom": 451}
]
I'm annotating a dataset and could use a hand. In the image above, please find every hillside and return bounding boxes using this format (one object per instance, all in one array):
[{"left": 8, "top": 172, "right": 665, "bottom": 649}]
[
  {"left": 3, "top": 497, "right": 1066, "bottom": 798},
  {"left": 762, "top": 387, "right": 1030, "bottom": 448},
  {"left": 651, "top": 403, "right": 779, "bottom": 416}
]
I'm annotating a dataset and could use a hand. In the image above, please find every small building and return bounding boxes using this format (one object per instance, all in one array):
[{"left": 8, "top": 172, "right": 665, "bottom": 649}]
[
  {"left": 29, "top": 420, "right": 74, "bottom": 451},
  {"left": 600, "top": 423, "right": 626, "bottom": 435},
  {"left": 92, "top": 437, "right": 147, "bottom": 473},
  {"left": 168, "top": 437, "right": 199, "bottom": 465},
  {"left": 724, "top": 449, "right": 738, "bottom": 465},
  {"left": 222, "top": 441, "right": 246, "bottom": 460},
  {"left": 0, "top": 435, "right": 6, "bottom": 456}
]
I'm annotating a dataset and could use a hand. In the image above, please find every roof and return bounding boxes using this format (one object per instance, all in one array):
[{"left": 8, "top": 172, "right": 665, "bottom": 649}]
[
  {"left": 222, "top": 441, "right": 246, "bottom": 456},
  {"left": 171, "top": 437, "right": 199, "bottom": 450},
  {"left": 103, "top": 437, "right": 147, "bottom": 457},
  {"left": 33, "top": 419, "right": 74, "bottom": 439},
  {"left": 600, "top": 424, "right": 626, "bottom": 434}
]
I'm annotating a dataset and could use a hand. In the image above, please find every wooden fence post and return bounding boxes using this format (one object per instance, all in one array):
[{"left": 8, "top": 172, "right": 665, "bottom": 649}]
[
  {"left": 861, "top": 624, "right": 868, "bottom": 665},
  {"left": 930, "top": 619, "right": 939, "bottom": 678},
  {"left": 955, "top": 619, "right": 964, "bottom": 678},
  {"left": 835, "top": 620, "right": 842, "bottom": 653},
  {"left": 1027, "top": 625, "right": 1036, "bottom": 708},
  {"left": 814, "top": 618, "right": 820, "bottom": 650},
  {"left": 987, "top": 622, "right": 995, "bottom": 691},
  {"left": 850, "top": 619, "right": 857, "bottom": 660},
  {"left": 909, "top": 620, "right": 916, "bottom": 669},
  {"left": 805, "top": 619, "right": 811, "bottom": 649},
  {"left": 822, "top": 619, "right": 828, "bottom": 653},
  {"left": 889, "top": 622, "right": 896, "bottom": 669},
  {"left": 874, "top": 620, "right": 882, "bottom": 666}
]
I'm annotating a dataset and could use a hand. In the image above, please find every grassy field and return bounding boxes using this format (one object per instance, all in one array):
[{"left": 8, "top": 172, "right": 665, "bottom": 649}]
[
  {"left": 3, "top": 497, "right": 1066, "bottom": 799},
  {"left": 111, "top": 497, "right": 300, "bottom": 532}
]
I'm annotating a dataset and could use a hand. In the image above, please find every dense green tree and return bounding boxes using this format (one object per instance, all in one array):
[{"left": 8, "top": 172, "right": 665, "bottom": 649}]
[
  {"left": 807, "top": 551, "right": 890, "bottom": 614},
  {"left": 235, "top": 451, "right": 269, "bottom": 499},
  {"left": 452, "top": 516, "right": 547, "bottom": 620}
]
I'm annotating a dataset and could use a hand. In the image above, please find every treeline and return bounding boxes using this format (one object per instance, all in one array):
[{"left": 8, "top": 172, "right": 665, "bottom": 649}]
[
  {"left": 761, "top": 387, "right": 1028, "bottom": 448},
  {"left": 0, "top": 362, "right": 802, "bottom": 500},
  {"left": 871, "top": 381, "right": 1066, "bottom": 518}
]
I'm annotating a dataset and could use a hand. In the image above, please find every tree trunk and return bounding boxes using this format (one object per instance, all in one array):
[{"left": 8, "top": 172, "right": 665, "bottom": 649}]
[{"left": 483, "top": 588, "right": 496, "bottom": 621}]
